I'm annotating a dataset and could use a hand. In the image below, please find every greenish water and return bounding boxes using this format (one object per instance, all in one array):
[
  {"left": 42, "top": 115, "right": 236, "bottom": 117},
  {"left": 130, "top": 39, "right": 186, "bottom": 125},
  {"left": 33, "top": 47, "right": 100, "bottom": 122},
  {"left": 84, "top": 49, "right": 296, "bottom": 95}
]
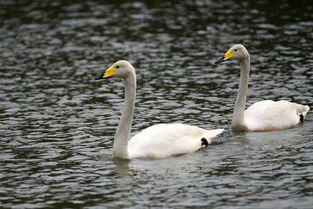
[{"left": 0, "top": 0, "right": 312, "bottom": 208}]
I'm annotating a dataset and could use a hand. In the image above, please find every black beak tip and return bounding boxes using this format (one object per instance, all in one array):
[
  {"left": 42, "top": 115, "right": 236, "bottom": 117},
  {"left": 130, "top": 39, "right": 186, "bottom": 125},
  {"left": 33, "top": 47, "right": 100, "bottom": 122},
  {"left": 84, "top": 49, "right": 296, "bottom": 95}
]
[
  {"left": 215, "top": 57, "right": 225, "bottom": 65},
  {"left": 95, "top": 75, "right": 103, "bottom": 80}
]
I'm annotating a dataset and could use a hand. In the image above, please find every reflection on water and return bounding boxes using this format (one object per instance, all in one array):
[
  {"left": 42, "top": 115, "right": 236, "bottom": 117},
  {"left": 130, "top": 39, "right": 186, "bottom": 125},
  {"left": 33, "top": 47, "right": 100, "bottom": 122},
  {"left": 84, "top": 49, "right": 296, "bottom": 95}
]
[{"left": 0, "top": 0, "right": 312, "bottom": 208}]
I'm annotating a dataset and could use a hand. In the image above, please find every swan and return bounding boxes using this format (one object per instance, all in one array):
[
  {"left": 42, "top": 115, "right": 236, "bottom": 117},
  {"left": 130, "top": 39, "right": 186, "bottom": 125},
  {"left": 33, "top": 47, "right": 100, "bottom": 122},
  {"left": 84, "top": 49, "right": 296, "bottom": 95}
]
[
  {"left": 95, "top": 60, "right": 224, "bottom": 159},
  {"left": 215, "top": 44, "right": 310, "bottom": 132}
]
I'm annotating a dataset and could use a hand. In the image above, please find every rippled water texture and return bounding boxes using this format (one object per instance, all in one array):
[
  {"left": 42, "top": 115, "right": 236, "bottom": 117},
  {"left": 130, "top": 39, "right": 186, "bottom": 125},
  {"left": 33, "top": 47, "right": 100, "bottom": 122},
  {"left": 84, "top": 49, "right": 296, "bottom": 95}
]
[{"left": 1, "top": 0, "right": 313, "bottom": 208}]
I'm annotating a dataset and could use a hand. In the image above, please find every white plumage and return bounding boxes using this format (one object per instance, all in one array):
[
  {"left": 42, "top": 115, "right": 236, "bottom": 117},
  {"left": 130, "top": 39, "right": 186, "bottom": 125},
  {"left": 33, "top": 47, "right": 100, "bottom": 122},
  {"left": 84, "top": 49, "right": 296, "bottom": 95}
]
[
  {"left": 96, "top": 60, "right": 223, "bottom": 159},
  {"left": 216, "top": 44, "right": 310, "bottom": 132},
  {"left": 244, "top": 100, "right": 310, "bottom": 131},
  {"left": 128, "top": 124, "right": 223, "bottom": 159}
]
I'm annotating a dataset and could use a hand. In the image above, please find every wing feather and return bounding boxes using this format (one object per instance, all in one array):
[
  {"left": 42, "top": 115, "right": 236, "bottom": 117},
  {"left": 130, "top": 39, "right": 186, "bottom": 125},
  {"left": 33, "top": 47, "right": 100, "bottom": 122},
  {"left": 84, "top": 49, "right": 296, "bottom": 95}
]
[{"left": 128, "top": 124, "right": 223, "bottom": 158}]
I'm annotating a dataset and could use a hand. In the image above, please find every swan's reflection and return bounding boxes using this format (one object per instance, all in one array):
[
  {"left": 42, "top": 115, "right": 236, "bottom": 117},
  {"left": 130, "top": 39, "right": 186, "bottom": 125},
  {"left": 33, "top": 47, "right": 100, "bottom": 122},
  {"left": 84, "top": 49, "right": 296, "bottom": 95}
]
[{"left": 113, "top": 158, "right": 131, "bottom": 177}]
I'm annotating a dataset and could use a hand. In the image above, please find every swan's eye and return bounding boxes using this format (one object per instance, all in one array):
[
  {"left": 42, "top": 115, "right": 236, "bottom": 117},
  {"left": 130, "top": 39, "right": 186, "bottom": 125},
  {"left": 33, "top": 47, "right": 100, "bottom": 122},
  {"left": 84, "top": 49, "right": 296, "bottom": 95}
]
[
  {"left": 234, "top": 49, "right": 238, "bottom": 52},
  {"left": 116, "top": 66, "right": 120, "bottom": 69}
]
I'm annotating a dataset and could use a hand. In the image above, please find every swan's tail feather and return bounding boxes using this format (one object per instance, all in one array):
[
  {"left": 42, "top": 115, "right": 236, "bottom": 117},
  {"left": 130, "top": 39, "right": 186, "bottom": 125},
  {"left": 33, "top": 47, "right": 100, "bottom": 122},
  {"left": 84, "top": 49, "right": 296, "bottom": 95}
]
[
  {"left": 295, "top": 104, "right": 310, "bottom": 118},
  {"left": 203, "top": 129, "right": 224, "bottom": 144},
  {"left": 302, "top": 105, "right": 310, "bottom": 116},
  {"left": 208, "top": 129, "right": 224, "bottom": 136}
]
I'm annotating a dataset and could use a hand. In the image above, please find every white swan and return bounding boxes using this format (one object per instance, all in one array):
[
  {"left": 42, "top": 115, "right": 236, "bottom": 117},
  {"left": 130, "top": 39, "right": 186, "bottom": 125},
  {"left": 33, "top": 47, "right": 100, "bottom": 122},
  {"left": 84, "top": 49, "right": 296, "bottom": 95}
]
[
  {"left": 216, "top": 44, "right": 310, "bottom": 132},
  {"left": 95, "top": 60, "right": 224, "bottom": 159}
]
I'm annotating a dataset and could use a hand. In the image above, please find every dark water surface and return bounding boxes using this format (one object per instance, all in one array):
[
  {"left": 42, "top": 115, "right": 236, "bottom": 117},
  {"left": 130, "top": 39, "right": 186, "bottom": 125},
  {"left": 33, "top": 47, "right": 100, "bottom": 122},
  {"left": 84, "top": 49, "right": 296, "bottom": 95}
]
[{"left": 1, "top": 0, "right": 313, "bottom": 208}]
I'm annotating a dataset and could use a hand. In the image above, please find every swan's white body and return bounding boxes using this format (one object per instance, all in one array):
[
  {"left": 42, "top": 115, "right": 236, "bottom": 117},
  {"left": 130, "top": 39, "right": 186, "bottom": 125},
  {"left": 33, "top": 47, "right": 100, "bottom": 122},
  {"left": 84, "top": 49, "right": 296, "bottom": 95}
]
[
  {"left": 244, "top": 100, "right": 309, "bottom": 131},
  {"left": 217, "top": 44, "right": 310, "bottom": 132},
  {"left": 96, "top": 60, "right": 223, "bottom": 159},
  {"left": 128, "top": 124, "right": 223, "bottom": 159}
]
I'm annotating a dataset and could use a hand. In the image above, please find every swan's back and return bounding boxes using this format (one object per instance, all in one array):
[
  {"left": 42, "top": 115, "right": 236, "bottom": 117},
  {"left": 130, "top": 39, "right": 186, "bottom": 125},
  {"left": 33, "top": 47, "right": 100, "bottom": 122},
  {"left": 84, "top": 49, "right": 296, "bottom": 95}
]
[
  {"left": 244, "top": 100, "right": 310, "bottom": 131},
  {"left": 128, "top": 124, "right": 223, "bottom": 159}
]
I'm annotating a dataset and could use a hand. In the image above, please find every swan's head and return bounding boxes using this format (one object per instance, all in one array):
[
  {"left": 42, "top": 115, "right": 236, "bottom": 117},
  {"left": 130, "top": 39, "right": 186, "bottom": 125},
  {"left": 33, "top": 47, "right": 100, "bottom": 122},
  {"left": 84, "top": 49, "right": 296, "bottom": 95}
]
[
  {"left": 215, "top": 44, "right": 249, "bottom": 64},
  {"left": 95, "top": 60, "right": 135, "bottom": 80}
]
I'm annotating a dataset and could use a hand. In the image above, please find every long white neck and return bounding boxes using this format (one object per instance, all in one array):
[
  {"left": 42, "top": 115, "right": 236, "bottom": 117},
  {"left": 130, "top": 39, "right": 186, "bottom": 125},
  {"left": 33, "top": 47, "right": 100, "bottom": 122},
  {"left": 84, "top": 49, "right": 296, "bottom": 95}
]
[
  {"left": 112, "top": 72, "right": 136, "bottom": 159},
  {"left": 231, "top": 55, "right": 250, "bottom": 129}
]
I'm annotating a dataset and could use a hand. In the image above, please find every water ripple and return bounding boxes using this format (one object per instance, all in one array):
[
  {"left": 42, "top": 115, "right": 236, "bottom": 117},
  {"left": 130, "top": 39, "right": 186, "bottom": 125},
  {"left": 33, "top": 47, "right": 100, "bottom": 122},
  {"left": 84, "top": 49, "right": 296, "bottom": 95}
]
[{"left": 1, "top": 0, "right": 313, "bottom": 208}]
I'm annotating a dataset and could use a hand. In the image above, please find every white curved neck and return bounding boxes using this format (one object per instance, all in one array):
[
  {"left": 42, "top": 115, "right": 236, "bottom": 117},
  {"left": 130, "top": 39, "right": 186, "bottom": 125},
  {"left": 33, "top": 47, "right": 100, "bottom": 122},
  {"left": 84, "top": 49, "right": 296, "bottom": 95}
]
[
  {"left": 113, "top": 72, "right": 136, "bottom": 159},
  {"left": 232, "top": 55, "right": 250, "bottom": 129}
]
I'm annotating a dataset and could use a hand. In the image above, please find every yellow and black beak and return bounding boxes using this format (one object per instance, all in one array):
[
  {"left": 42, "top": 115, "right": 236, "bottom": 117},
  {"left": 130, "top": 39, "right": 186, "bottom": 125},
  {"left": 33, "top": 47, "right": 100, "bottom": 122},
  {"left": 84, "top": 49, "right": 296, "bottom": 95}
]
[
  {"left": 215, "top": 49, "right": 234, "bottom": 64},
  {"left": 95, "top": 66, "right": 116, "bottom": 80},
  {"left": 95, "top": 74, "right": 104, "bottom": 80}
]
